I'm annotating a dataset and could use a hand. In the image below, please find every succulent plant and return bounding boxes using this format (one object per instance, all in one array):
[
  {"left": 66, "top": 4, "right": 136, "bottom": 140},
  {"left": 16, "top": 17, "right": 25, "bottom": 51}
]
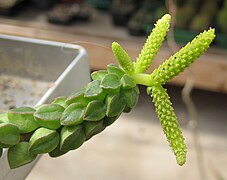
[{"left": 0, "top": 14, "right": 215, "bottom": 169}]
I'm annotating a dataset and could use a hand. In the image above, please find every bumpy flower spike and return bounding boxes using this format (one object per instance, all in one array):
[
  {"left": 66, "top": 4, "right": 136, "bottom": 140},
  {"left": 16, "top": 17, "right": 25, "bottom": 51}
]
[
  {"left": 126, "top": 19, "right": 214, "bottom": 166},
  {"left": 0, "top": 14, "right": 215, "bottom": 169},
  {"left": 112, "top": 42, "right": 135, "bottom": 75},
  {"left": 148, "top": 85, "right": 187, "bottom": 165},
  {"left": 135, "top": 14, "right": 171, "bottom": 73},
  {"left": 150, "top": 29, "right": 216, "bottom": 85}
]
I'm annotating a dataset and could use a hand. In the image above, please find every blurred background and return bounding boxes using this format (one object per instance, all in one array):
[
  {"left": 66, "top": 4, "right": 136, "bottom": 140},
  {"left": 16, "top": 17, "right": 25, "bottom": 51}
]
[{"left": 0, "top": 0, "right": 227, "bottom": 179}]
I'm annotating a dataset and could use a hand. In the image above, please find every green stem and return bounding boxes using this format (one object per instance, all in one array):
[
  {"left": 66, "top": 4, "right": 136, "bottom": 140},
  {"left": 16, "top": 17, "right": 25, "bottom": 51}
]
[{"left": 130, "top": 73, "right": 155, "bottom": 87}]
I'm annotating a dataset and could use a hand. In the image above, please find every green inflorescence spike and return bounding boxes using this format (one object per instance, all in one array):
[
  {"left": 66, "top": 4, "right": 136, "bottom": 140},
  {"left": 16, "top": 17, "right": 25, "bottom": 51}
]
[
  {"left": 135, "top": 14, "right": 171, "bottom": 73},
  {"left": 112, "top": 42, "right": 134, "bottom": 74},
  {"left": 149, "top": 85, "right": 187, "bottom": 166},
  {"left": 150, "top": 29, "right": 215, "bottom": 85}
]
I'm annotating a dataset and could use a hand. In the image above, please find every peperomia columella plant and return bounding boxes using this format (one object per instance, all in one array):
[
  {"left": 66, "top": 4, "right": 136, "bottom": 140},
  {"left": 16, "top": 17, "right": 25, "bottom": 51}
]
[{"left": 0, "top": 14, "right": 215, "bottom": 169}]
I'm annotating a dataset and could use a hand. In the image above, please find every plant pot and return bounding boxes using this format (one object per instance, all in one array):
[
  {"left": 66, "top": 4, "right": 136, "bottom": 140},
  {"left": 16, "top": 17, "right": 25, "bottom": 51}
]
[{"left": 0, "top": 34, "right": 90, "bottom": 180}]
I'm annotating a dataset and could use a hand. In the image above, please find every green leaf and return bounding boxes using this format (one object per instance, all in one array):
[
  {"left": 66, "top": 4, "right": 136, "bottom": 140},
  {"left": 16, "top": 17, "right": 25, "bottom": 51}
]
[
  {"left": 106, "top": 93, "right": 126, "bottom": 117},
  {"left": 34, "top": 104, "right": 64, "bottom": 130},
  {"left": 100, "top": 73, "right": 121, "bottom": 93},
  {"left": 0, "top": 142, "right": 10, "bottom": 148},
  {"left": 107, "top": 64, "right": 125, "bottom": 78},
  {"left": 28, "top": 127, "right": 59, "bottom": 154},
  {"left": 66, "top": 88, "right": 89, "bottom": 106},
  {"left": 103, "top": 115, "right": 120, "bottom": 127},
  {"left": 123, "top": 106, "right": 132, "bottom": 113},
  {"left": 8, "top": 107, "right": 39, "bottom": 133},
  {"left": 0, "top": 123, "right": 20, "bottom": 146},
  {"left": 7, "top": 142, "right": 37, "bottom": 169},
  {"left": 120, "top": 74, "right": 136, "bottom": 89},
  {"left": 84, "top": 80, "right": 106, "bottom": 100},
  {"left": 49, "top": 143, "right": 68, "bottom": 158},
  {"left": 122, "top": 88, "right": 139, "bottom": 109},
  {"left": 60, "top": 124, "right": 86, "bottom": 151},
  {"left": 52, "top": 96, "right": 68, "bottom": 108},
  {"left": 91, "top": 70, "right": 108, "bottom": 81},
  {"left": 84, "top": 100, "right": 106, "bottom": 121},
  {"left": 0, "top": 113, "right": 9, "bottom": 123},
  {"left": 61, "top": 103, "right": 85, "bottom": 126},
  {"left": 134, "top": 85, "right": 140, "bottom": 95},
  {"left": 84, "top": 120, "right": 105, "bottom": 140}
]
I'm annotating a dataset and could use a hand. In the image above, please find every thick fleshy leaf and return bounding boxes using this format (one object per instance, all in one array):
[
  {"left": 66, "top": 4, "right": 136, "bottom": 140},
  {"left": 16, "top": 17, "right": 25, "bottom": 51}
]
[
  {"left": 84, "top": 120, "right": 105, "bottom": 140},
  {"left": 28, "top": 127, "right": 59, "bottom": 154},
  {"left": 34, "top": 104, "right": 64, "bottom": 130},
  {"left": 66, "top": 88, "right": 89, "bottom": 106},
  {"left": 106, "top": 93, "right": 126, "bottom": 117},
  {"left": 52, "top": 96, "right": 68, "bottom": 108},
  {"left": 0, "top": 123, "right": 20, "bottom": 146},
  {"left": 8, "top": 107, "right": 39, "bottom": 133},
  {"left": 91, "top": 70, "right": 108, "bottom": 81},
  {"left": 0, "top": 142, "right": 10, "bottom": 148},
  {"left": 7, "top": 142, "right": 37, "bottom": 169},
  {"left": 0, "top": 113, "right": 8, "bottom": 123},
  {"left": 122, "top": 88, "right": 139, "bottom": 109},
  {"left": 103, "top": 115, "right": 120, "bottom": 127},
  {"left": 84, "top": 100, "right": 106, "bottom": 121},
  {"left": 84, "top": 80, "right": 105, "bottom": 100},
  {"left": 100, "top": 73, "right": 121, "bottom": 93},
  {"left": 49, "top": 143, "right": 68, "bottom": 158},
  {"left": 61, "top": 103, "right": 85, "bottom": 126},
  {"left": 134, "top": 85, "right": 140, "bottom": 94},
  {"left": 120, "top": 74, "right": 136, "bottom": 89},
  {"left": 107, "top": 64, "right": 125, "bottom": 78},
  {"left": 123, "top": 106, "right": 132, "bottom": 113},
  {"left": 60, "top": 124, "right": 86, "bottom": 151}
]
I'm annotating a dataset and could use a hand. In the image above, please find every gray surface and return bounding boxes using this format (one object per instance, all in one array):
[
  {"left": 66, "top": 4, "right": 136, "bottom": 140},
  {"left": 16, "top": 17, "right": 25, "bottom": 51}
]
[
  {"left": 26, "top": 86, "right": 227, "bottom": 180},
  {"left": 0, "top": 35, "right": 90, "bottom": 180}
]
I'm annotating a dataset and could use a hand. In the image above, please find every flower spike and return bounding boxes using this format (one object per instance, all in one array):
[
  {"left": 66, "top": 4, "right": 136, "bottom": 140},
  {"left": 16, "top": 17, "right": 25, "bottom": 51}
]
[
  {"left": 150, "top": 29, "right": 215, "bottom": 85},
  {"left": 148, "top": 85, "right": 187, "bottom": 165},
  {"left": 135, "top": 14, "right": 171, "bottom": 73},
  {"left": 112, "top": 42, "right": 134, "bottom": 74}
]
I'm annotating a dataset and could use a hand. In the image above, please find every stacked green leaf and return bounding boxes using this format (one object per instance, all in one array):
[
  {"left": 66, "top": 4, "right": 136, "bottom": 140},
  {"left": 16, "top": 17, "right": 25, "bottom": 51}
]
[{"left": 0, "top": 64, "right": 139, "bottom": 169}]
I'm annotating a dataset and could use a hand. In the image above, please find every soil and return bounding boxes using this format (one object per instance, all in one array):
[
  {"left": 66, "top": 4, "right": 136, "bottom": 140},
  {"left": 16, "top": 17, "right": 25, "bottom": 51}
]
[{"left": 0, "top": 74, "right": 52, "bottom": 112}]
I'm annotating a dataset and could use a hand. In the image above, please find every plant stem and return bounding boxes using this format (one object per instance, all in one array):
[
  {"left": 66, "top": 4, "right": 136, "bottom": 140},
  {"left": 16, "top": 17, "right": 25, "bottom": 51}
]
[{"left": 130, "top": 73, "right": 155, "bottom": 87}]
